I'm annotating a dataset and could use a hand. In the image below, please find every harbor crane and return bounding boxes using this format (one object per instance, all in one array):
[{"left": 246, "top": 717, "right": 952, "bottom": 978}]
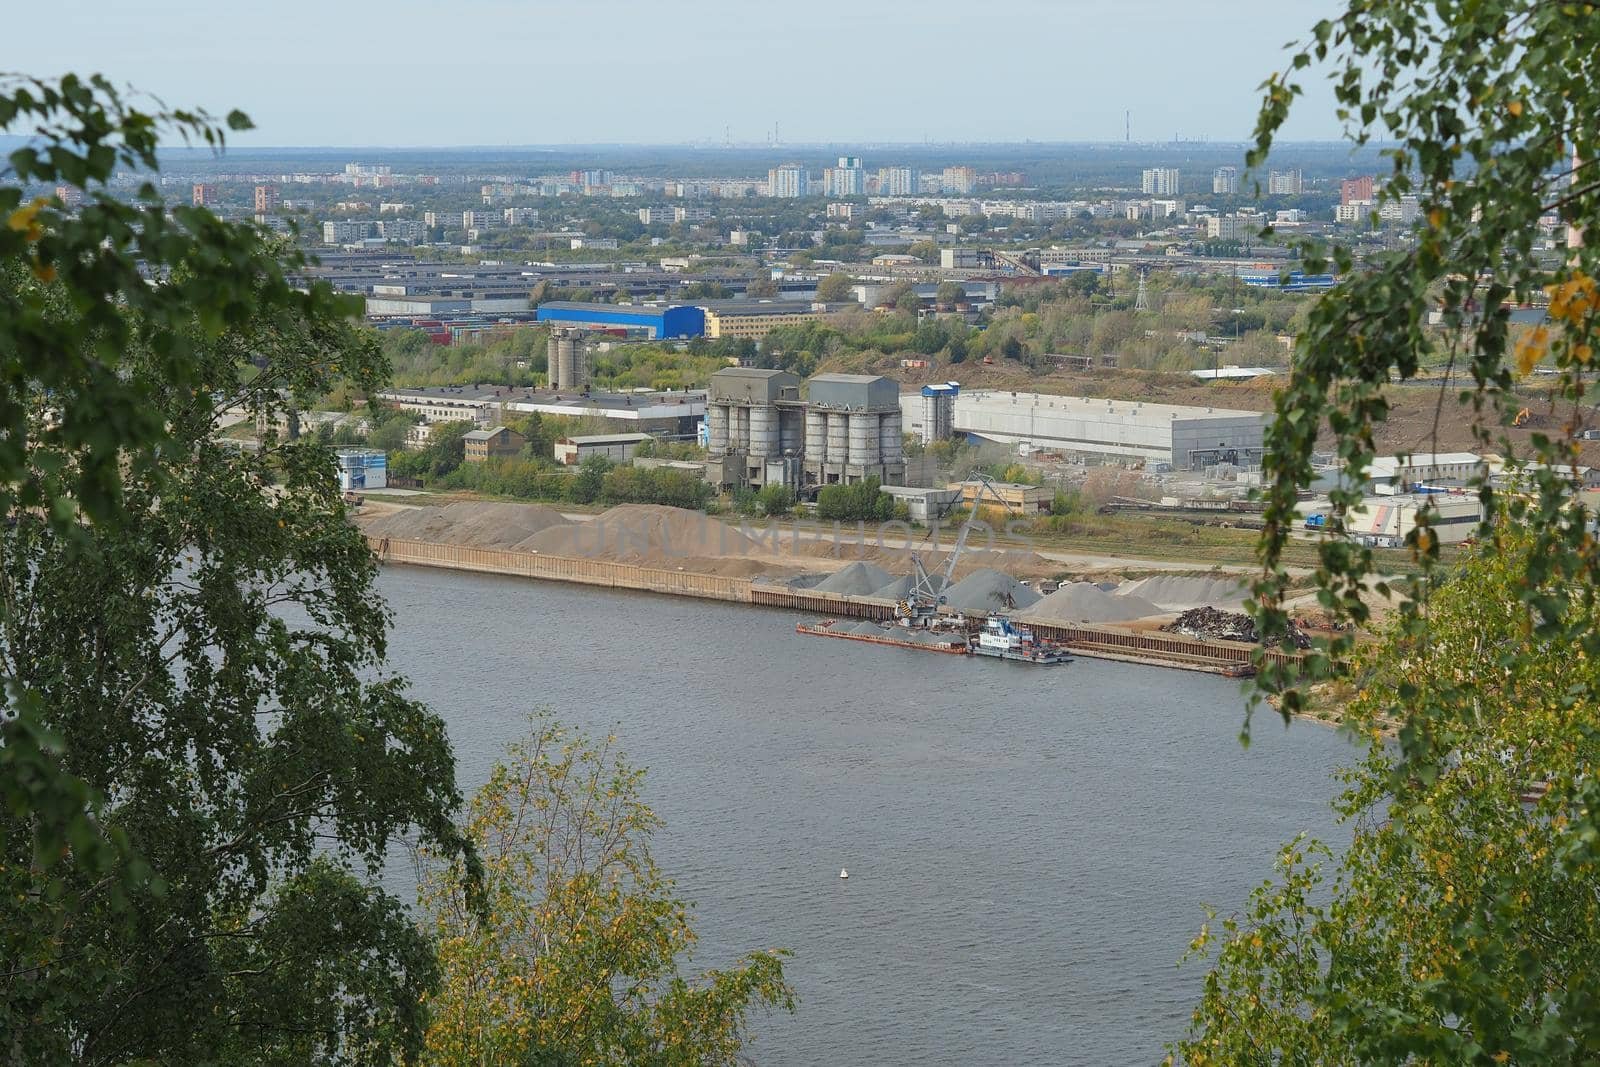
[{"left": 898, "top": 471, "right": 1017, "bottom": 628}]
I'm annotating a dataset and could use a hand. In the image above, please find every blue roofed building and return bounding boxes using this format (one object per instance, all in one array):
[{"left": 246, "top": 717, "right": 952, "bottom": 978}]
[{"left": 534, "top": 301, "right": 705, "bottom": 339}]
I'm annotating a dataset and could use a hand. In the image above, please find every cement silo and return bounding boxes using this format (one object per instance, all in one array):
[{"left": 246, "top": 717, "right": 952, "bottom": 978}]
[
  {"left": 804, "top": 411, "right": 826, "bottom": 459},
  {"left": 749, "top": 405, "right": 778, "bottom": 458},
  {"left": 848, "top": 412, "right": 881, "bottom": 466},
  {"left": 707, "top": 404, "right": 729, "bottom": 455},
  {"left": 548, "top": 328, "right": 585, "bottom": 391},
  {"left": 878, "top": 410, "right": 903, "bottom": 464},
  {"left": 706, "top": 367, "right": 804, "bottom": 489},
  {"left": 826, "top": 412, "right": 849, "bottom": 465},
  {"left": 803, "top": 373, "right": 906, "bottom": 487}
]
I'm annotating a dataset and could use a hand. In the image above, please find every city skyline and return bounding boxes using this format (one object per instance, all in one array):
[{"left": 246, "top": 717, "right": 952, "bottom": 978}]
[{"left": 33, "top": 0, "right": 1345, "bottom": 147}]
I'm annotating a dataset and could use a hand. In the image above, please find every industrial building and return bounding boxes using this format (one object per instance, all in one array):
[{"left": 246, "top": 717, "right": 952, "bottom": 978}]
[
  {"left": 899, "top": 382, "right": 960, "bottom": 443},
  {"left": 375, "top": 386, "right": 508, "bottom": 427},
  {"left": 463, "top": 426, "right": 525, "bottom": 463},
  {"left": 702, "top": 368, "right": 905, "bottom": 491},
  {"left": 705, "top": 368, "right": 806, "bottom": 490},
  {"left": 504, "top": 389, "right": 705, "bottom": 438},
  {"left": 335, "top": 449, "right": 387, "bottom": 492},
  {"left": 1364, "top": 452, "right": 1486, "bottom": 494},
  {"left": 1341, "top": 493, "right": 1482, "bottom": 547},
  {"left": 701, "top": 301, "right": 824, "bottom": 341},
  {"left": 953, "top": 480, "right": 1052, "bottom": 514},
  {"left": 880, "top": 484, "right": 963, "bottom": 523},
  {"left": 953, "top": 390, "right": 1269, "bottom": 469},
  {"left": 802, "top": 373, "right": 905, "bottom": 488},
  {"left": 546, "top": 327, "right": 592, "bottom": 391},
  {"left": 534, "top": 301, "right": 705, "bottom": 339},
  {"left": 554, "top": 432, "right": 654, "bottom": 466}
]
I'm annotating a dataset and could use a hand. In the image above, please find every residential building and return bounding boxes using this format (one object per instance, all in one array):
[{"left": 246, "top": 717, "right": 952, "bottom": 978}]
[
  {"left": 1341, "top": 175, "right": 1375, "bottom": 205},
  {"left": 377, "top": 219, "right": 428, "bottom": 244},
  {"left": 638, "top": 206, "right": 675, "bottom": 225},
  {"left": 192, "top": 183, "right": 218, "bottom": 207},
  {"left": 553, "top": 432, "right": 655, "bottom": 466},
  {"left": 569, "top": 236, "right": 618, "bottom": 250},
  {"left": 323, "top": 220, "right": 376, "bottom": 244},
  {"left": 1212, "top": 166, "right": 1239, "bottom": 195},
  {"left": 462, "top": 426, "right": 526, "bottom": 463},
  {"left": 503, "top": 207, "right": 539, "bottom": 225},
  {"left": 767, "top": 163, "right": 809, "bottom": 198},
  {"left": 1207, "top": 212, "right": 1267, "bottom": 239},
  {"left": 1335, "top": 201, "right": 1373, "bottom": 224},
  {"left": 53, "top": 184, "right": 83, "bottom": 209},
  {"left": 673, "top": 206, "right": 713, "bottom": 224},
  {"left": 1141, "top": 168, "right": 1180, "bottom": 195},
  {"left": 941, "top": 166, "right": 977, "bottom": 194},
  {"left": 424, "top": 210, "right": 464, "bottom": 229},
  {"left": 825, "top": 156, "right": 865, "bottom": 196},
  {"left": 1267, "top": 169, "right": 1304, "bottom": 195},
  {"left": 461, "top": 210, "right": 498, "bottom": 230},
  {"left": 826, "top": 202, "right": 854, "bottom": 219},
  {"left": 254, "top": 184, "right": 280, "bottom": 213},
  {"left": 877, "top": 166, "right": 917, "bottom": 196},
  {"left": 1379, "top": 196, "right": 1422, "bottom": 224}
]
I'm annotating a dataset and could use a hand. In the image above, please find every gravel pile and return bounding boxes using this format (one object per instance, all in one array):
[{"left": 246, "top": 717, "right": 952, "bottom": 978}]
[
  {"left": 870, "top": 574, "right": 920, "bottom": 601},
  {"left": 1117, "top": 574, "right": 1249, "bottom": 611},
  {"left": 1024, "top": 583, "right": 1164, "bottom": 623},
  {"left": 940, "top": 569, "right": 1042, "bottom": 613},
  {"left": 813, "top": 561, "right": 896, "bottom": 596}
]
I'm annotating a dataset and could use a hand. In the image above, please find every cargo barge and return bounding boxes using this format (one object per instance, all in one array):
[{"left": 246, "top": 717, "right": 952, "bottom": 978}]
[{"left": 796, "top": 619, "right": 968, "bottom": 654}]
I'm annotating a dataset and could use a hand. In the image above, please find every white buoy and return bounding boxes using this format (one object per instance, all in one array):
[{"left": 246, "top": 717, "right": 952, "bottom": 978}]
[{"left": 839, "top": 868, "right": 849, "bottom": 880}]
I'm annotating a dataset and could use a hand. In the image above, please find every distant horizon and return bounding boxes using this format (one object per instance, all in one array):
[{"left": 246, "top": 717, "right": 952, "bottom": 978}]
[{"left": 28, "top": 0, "right": 1345, "bottom": 146}]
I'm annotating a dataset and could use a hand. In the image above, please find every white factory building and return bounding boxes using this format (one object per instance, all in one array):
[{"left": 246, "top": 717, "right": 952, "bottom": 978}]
[{"left": 942, "top": 390, "right": 1270, "bottom": 469}]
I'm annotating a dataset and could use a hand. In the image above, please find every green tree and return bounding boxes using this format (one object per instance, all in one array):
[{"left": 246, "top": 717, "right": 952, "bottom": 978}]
[
  {"left": 757, "top": 483, "right": 795, "bottom": 516},
  {"left": 816, "top": 477, "right": 895, "bottom": 522},
  {"left": 935, "top": 281, "right": 965, "bottom": 306},
  {"left": 1173, "top": 532, "right": 1600, "bottom": 1063},
  {"left": 1180, "top": 2, "right": 1600, "bottom": 1060},
  {"left": 745, "top": 275, "right": 780, "bottom": 298},
  {"left": 569, "top": 454, "right": 611, "bottom": 504},
  {"left": 420, "top": 718, "right": 795, "bottom": 1064},
  {"left": 907, "top": 239, "right": 940, "bottom": 263},
  {"left": 815, "top": 271, "right": 855, "bottom": 303},
  {"left": 0, "top": 76, "right": 470, "bottom": 1061}
]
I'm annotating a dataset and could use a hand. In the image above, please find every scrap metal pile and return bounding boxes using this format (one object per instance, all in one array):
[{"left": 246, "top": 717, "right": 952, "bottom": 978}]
[{"left": 1162, "top": 606, "right": 1312, "bottom": 649}]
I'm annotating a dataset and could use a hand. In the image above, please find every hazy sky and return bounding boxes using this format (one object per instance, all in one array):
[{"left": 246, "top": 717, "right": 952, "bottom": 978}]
[{"left": 36, "top": 0, "right": 1345, "bottom": 146}]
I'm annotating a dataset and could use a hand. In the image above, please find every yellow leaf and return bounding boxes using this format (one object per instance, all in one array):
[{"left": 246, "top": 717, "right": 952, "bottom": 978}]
[{"left": 1507, "top": 100, "right": 1524, "bottom": 117}]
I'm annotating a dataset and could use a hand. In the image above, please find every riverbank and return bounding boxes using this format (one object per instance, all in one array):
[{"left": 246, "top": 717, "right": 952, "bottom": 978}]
[{"left": 366, "top": 529, "right": 1302, "bottom": 678}]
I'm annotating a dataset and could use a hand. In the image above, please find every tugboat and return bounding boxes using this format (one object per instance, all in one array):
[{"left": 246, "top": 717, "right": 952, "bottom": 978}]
[{"left": 968, "top": 614, "right": 1072, "bottom": 664}]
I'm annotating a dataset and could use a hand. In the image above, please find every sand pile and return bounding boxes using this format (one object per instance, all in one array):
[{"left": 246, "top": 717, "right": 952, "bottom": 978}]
[
  {"left": 363, "top": 501, "right": 572, "bottom": 550},
  {"left": 1117, "top": 574, "right": 1250, "bottom": 611},
  {"left": 940, "top": 569, "right": 1042, "bottom": 613},
  {"left": 1024, "top": 583, "right": 1165, "bottom": 624},
  {"left": 522, "top": 505, "right": 763, "bottom": 562},
  {"left": 813, "top": 561, "right": 896, "bottom": 596}
]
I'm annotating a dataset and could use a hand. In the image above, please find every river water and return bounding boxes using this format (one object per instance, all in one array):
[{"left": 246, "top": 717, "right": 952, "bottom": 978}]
[{"left": 377, "top": 564, "right": 1354, "bottom": 1066}]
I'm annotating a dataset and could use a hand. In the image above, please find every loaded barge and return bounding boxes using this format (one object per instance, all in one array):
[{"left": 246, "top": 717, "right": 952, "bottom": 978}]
[
  {"left": 797, "top": 613, "right": 1072, "bottom": 664},
  {"left": 796, "top": 619, "right": 968, "bottom": 654}
]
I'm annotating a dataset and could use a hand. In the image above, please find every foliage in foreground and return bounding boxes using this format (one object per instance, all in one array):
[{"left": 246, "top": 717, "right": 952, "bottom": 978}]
[
  {"left": 1172, "top": 533, "right": 1600, "bottom": 1062},
  {"left": 420, "top": 718, "right": 795, "bottom": 1065},
  {"left": 1, "top": 76, "right": 470, "bottom": 1062}
]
